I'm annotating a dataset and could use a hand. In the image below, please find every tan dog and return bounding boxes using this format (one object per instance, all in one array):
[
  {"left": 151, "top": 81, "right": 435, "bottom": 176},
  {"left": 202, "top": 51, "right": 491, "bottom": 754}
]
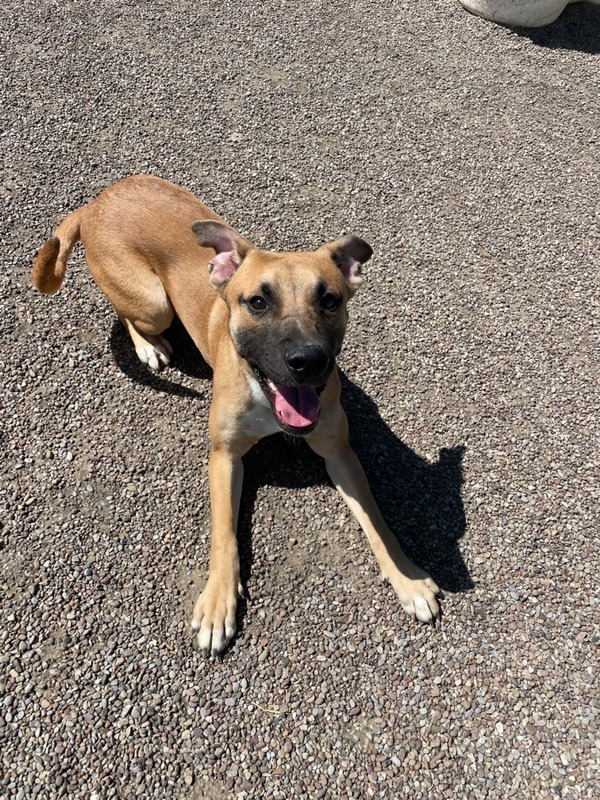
[{"left": 33, "top": 174, "right": 441, "bottom": 655}]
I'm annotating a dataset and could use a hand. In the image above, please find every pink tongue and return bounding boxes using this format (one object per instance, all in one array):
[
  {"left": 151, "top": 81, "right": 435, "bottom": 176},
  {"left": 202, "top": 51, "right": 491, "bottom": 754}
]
[{"left": 273, "top": 385, "right": 320, "bottom": 428}]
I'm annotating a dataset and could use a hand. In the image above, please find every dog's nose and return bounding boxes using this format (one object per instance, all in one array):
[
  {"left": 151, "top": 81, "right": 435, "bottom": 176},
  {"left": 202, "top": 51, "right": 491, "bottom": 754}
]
[{"left": 285, "top": 344, "right": 329, "bottom": 381}]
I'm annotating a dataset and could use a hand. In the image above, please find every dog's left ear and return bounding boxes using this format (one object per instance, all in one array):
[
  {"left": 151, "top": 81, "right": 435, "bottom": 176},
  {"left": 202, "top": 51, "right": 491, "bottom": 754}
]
[
  {"left": 322, "top": 235, "right": 373, "bottom": 292},
  {"left": 192, "top": 220, "right": 250, "bottom": 288}
]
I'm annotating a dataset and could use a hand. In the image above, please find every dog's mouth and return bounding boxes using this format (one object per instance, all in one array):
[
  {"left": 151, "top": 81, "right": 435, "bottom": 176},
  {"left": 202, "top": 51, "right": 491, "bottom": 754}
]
[{"left": 251, "top": 365, "right": 323, "bottom": 435}]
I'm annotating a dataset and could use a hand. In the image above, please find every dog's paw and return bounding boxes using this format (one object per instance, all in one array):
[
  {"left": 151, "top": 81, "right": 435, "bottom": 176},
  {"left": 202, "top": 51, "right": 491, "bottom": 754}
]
[
  {"left": 388, "top": 570, "right": 441, "bottom": 624},
  {"left": 191, "top": 579, "right": 240, "bottom": 656},
  {"left": 135, "top": 335, "right": 173, "bottom": 371},
  {"left": 399, "top": 577, "right": 441, "bottom": 623}
]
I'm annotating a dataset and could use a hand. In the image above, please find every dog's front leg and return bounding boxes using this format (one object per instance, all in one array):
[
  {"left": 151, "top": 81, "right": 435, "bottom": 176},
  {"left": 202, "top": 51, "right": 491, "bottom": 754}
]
[
  {"left": 307, "top": 405, "right": 441, "bottom": 623},
  {"left": 191, "top": 445, "right": 244, "bottom": 656}
]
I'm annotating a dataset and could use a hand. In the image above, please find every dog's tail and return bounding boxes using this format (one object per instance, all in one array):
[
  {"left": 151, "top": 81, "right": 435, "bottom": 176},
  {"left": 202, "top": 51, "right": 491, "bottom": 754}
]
[{"left": 32, "top": 206, "right": 85, "bottom": 293}]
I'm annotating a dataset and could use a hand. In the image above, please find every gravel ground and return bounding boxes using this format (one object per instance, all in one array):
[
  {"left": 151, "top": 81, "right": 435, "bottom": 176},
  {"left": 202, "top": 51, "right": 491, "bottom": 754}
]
[{"left": 2, "top": 1, "right": 599, "bottom": 798}]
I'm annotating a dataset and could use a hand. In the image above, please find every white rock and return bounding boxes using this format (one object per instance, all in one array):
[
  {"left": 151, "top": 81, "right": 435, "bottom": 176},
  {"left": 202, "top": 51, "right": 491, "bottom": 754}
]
[{"left": 458, "top": 0, "right": 600, "bottom": 27}]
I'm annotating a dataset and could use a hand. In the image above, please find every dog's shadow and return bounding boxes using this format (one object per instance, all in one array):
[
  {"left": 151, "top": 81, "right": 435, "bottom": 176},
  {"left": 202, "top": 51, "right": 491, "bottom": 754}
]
[
  {"left": 240, "top": 378, "right": 470, "bottom": 595},
  {"left": 109, "top": 315, "right": 214, "bottom": 391},
  {"left": 110, "top": 318, "right": 472, "bottom": 630}
]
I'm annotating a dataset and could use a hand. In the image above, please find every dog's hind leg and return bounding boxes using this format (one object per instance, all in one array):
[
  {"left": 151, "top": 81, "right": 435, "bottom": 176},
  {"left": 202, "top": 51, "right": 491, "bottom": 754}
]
[
  {"left": 86, "top": 251, "right": 176, "bottom": 371},
  {"left": 121, "top": 317, "right": 174, "bottom": 371}
]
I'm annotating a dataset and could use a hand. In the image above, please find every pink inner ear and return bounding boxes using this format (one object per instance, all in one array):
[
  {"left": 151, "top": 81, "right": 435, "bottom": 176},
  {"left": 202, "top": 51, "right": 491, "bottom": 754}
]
[
  {"left": 337, "top": 255, "right": 362, "bottom": 287},
  {"left": 208, "top": 251, "right": 239, "bottom": 286}
]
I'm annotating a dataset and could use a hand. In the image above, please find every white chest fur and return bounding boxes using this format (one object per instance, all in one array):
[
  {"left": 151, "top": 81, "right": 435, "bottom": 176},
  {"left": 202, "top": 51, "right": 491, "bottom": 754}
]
[{"left": 239, "top": 373, "right": 280, "bottom": 440}]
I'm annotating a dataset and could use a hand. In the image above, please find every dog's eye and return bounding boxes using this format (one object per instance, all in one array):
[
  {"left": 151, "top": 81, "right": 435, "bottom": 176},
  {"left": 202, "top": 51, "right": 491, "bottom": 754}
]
[
  {"left": 248, "top": 295, "right": 267, "bottom": 312},
  {"left": 321, "top": 293, "right": 341, "bottom": 311}
]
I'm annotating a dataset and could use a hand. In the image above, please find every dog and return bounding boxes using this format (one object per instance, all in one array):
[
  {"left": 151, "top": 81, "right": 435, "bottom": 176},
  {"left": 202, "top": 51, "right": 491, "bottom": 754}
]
[{"left": 32, "top": 174, "right": 441, "bottom": 655}]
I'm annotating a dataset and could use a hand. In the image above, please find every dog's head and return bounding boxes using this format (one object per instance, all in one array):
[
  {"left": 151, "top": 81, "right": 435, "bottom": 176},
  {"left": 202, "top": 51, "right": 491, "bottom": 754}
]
[{"left": 192, "top": 220, "right": 372, "bottom": 435}]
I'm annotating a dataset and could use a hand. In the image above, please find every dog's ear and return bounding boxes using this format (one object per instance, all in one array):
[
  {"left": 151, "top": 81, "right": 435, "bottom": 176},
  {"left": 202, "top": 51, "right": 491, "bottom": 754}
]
[
  {"left": 322, "top": 235, "right": 373, "bottom": 292},
  {"left": 192, "top": 220, "right": 249, "bottom": 288}
]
